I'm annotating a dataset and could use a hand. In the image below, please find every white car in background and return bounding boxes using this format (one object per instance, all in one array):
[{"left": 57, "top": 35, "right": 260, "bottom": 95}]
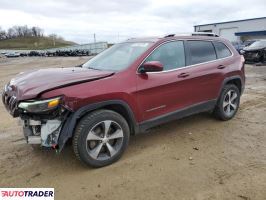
[{"left": 5, "top": 52, "right": 20, "bottom": 58}]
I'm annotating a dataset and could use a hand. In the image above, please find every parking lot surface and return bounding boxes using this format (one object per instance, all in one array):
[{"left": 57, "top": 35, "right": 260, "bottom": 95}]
[{"left": 0, "top": 57, "right": 266, "bottom": 200}]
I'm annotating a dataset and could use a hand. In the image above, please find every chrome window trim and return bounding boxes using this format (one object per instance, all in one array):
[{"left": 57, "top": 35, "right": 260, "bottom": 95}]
[{"left": 136, "top": 39, "right": 234, "bottom": 74}]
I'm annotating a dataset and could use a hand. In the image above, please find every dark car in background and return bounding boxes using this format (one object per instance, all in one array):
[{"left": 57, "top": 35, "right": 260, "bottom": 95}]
[
  {"left": 241, "top": 40, "right": 266, "bottom": 63},
  {"left": 232, "top": 40, "right": 255, "bottom": 53}
]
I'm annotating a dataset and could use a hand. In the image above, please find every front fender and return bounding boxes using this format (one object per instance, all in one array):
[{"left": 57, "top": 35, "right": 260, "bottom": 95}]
[{"left": 58, "top": 100, "right": 139, "bottom": 151}]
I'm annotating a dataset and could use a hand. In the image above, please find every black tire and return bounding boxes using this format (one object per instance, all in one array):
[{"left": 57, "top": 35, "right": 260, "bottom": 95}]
[
  {"left": 214, "top": 84, "right": 240, "bottom": 121},
  {"left": 73, "top": 109, "right": 130, "bottom": 168},
  {"left": 261, "top": 55, "right": 265, "bottom": 63}
]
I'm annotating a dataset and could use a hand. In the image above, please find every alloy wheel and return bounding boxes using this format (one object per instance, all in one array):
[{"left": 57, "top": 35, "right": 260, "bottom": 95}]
[
  {"left": 223, "top": 90, "right": 238, "bottom": 116},
  {"left": 86, "top": 120, "right": 124, "bottom": 161}
]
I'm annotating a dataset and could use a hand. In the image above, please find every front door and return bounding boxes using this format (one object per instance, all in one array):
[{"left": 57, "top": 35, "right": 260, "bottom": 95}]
[{"left": 136, "top": 40, "right": 192, "bottom": 121}]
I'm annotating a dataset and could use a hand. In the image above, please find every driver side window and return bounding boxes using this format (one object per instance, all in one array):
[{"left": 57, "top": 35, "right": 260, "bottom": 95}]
[{"left": 144, "top": 41, "right": 185, "bottom": 71}]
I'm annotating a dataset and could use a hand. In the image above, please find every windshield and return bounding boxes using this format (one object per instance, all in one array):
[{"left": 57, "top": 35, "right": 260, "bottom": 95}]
[
  {"left": 83, "top": 42, "right": 153, "bottom": 71},
  {"left": 248, "top": 40, "right": 266, "bottom": 48}
]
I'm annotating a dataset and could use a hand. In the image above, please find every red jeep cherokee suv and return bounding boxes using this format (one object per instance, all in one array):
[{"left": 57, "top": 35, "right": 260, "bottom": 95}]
[{"left": 2, "top": 34, "right": 245, "bottom": 167}]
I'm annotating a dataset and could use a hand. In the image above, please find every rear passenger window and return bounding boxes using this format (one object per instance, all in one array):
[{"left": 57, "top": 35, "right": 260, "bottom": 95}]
[
  {"left": 144, "top": 41, "right": 185, "bottom": 71},
  {"left": 187, "top": 41, "right": 216, "bottom": 65},
  {"left": 213, "top": 42, "right": 232, "bottom": 59}
]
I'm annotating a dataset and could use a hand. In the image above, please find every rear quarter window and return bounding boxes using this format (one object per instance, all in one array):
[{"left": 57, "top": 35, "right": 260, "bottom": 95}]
[
  {"left": 213, "top": 41, "right": 232, "bottom": 59},
  {"left": 187, "top": 41, "right": 216, "bottom": 65}
]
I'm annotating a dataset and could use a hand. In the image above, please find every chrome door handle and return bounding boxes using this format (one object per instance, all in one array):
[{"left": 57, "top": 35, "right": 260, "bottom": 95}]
[
  {"left": 217, "top": 65, "right": 226, "bottom": 69},
  {"left": 178, "top": 73, "right": 190, "bottom": 78}
]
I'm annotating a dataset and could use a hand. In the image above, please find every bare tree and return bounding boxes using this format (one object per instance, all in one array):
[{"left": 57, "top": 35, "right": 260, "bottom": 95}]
[
  {"left": 7, "top": 27, "right": 17, "bottom": 38},
  {"left": 32, "top": 26, "right": 38, "bottom": 37},
  {"left": 20, "top": 25, "right": 31, "bottom": 37},
  {"left": 12, "top": 26, "right": 22, "bottom": 37},
  {"left": 36, "top": 27, "right": 44, "bottom": 37},
  {"left": 0, "top": 25, "right": 61, "bottom": 40},
  {"left": 0, "top": 27, "right": 7, "bottom": 40}
]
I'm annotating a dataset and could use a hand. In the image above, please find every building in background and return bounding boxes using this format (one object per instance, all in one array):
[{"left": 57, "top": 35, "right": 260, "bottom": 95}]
[{"left": 194, "top": 17, "right": 266, "bottom": 42}]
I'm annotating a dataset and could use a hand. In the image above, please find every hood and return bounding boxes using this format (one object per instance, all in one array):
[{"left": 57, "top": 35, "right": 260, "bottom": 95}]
[{"left": 7, "top": 67, "right": 114, "bottom": 100}]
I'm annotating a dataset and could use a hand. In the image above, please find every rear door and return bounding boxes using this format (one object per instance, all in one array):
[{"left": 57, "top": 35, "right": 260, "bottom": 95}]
[{"left": 184, "top": 40, "right": 231, "bottom": 104}]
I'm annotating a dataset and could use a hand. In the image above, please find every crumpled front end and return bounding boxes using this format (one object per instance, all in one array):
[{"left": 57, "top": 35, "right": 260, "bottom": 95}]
[
  {"left": 21, "top": 118, "right": 64, "bottom": 148},
  {"left": 2, "top": 84, "right": 70, "bottom": 148},
  {"left": 2, "top": 67, "right": 115, "bottom": 149},
  {"left": 243, "top": 50, "right": 263, "bottom": 62},
  {"left": 2, "top": 84, "right": 20, "bottom": 117}
]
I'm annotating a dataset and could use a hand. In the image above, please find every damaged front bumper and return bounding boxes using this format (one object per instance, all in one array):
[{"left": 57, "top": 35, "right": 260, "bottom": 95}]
[
  {"left": 2, "top": 84, "right": 70, "bottom": 149},
  {"left": 21, "top": 119, "right": 63, "bottom": 148}
]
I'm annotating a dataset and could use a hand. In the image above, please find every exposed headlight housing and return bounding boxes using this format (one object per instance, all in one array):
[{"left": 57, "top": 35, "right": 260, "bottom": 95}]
[
  {"left": 240, "top": 50, "right": 245, "bottom": 55},
  {"left": 18, "top": 97, "right": 61, "bottom": 113}
]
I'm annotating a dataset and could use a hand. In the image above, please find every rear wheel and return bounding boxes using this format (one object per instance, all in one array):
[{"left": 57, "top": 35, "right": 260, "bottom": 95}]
[
  {"left": 73, "top": 110, "right": 130, "bottom": 168},
  {"left": 214, "top": 84, "right": 240, "bottom": 121}
]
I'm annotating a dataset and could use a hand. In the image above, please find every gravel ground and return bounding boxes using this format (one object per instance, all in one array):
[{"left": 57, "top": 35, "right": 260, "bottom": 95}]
[{"left": 0, "top": 57, "right": 266, "bottom": 200}]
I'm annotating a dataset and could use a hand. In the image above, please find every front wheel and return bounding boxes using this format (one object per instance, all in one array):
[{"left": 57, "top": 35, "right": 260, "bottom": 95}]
[
  {"left": 214, "top": 84, "right": 240, "bottom": 121},
  {"left": 73, "top": 110, "right": 130, "bottom": 168}
]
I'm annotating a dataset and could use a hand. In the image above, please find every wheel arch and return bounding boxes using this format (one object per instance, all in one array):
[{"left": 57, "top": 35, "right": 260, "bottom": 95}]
[
  {"left": 58, "top": 100, "right": 139, "bottom": 151},
  {"left": 221, "top": 75, "right": 244, "bottom": 95}
]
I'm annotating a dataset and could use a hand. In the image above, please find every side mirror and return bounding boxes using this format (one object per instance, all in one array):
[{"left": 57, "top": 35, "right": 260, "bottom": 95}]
[{"left": 139, "top": 61, "right": 163, "bottom": 73}]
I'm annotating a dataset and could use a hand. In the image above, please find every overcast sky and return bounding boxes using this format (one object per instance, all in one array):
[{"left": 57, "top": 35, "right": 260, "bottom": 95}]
[{"left": 0, "top": 0, "right": 265, "bottom": 44}]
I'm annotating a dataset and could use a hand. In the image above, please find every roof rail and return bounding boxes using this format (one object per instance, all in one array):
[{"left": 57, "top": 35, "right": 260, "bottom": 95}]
[
  {"left": 191, "top": 32, "right": 219, "bottom": 37},
  {"left": 164, "top": 32, "right": 219, "bottom": 38}
]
